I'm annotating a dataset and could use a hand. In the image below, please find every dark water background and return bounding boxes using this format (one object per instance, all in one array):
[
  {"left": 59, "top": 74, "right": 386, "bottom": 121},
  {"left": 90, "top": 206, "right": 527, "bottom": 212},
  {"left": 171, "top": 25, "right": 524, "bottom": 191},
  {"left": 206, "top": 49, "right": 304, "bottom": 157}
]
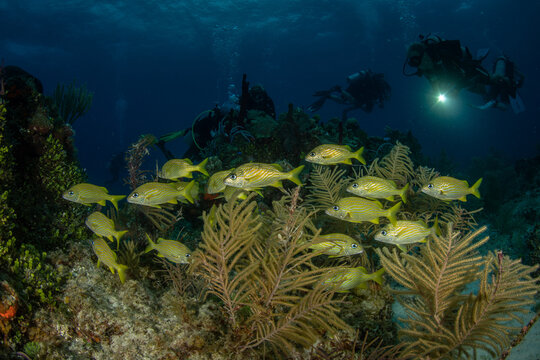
[{"left": 1, "top": 0, "right": 538, "bottom": 188}]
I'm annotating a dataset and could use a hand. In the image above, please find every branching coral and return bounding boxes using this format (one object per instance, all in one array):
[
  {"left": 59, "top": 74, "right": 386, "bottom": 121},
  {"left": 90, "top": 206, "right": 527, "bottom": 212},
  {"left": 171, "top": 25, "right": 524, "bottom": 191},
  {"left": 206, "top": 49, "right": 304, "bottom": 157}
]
[
  {"left": 376, "top": 224, "right": 538, "bottom": 359},
  {"left": 305, "top": 165, "right": 348, "bottom": 211},
  {"left": 194, "top": 190, "right": 350, "bottom": 356},
  {"left": 52, "top": 80, "right": 93, "bottom": 125}
]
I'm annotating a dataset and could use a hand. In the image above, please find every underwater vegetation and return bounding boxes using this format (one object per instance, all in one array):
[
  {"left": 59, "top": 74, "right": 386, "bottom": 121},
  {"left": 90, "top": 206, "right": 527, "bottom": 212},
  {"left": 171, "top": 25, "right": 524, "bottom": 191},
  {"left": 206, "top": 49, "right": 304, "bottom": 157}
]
[{"left": 0, "top": 69, "right": 538, "bottom": 360}]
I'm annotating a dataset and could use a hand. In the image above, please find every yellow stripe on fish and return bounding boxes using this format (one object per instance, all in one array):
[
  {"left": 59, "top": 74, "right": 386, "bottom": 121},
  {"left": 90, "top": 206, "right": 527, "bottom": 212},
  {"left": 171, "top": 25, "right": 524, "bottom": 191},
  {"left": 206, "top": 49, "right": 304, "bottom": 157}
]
[
  {"left": 374, "top": 219, "right": 438, "bottom": 251},
  {"left": 223, "top": 163, "right": 304, "bottom": 189},
  {"left": 347, "top": 176, "right": 408, "bottom": 203},
  {"left": 322, "top": 266, "right": 385, "bottom": 292},
  {"left": 421, "top": 176, "right": 482, "bottom": 202},
  {"left": 145, "top": 234, "right": 192, "bottom": 264},
  {"left": 325, "top": 197, "right": 401, "bottom": 225},
  {"left": 309, "top": 233, "right": 364, "bottom": 257},
  {"left": 85, "top": 212, "right": 128, "bottom": 249},
  {"left": 62, "top": 183, "right": 125, "bottom": 210},
  {"left": 91, "top": 237, "right": 128, "bottom": 283},
  {"left": 305, "top": 144, "right": 366, "bottom": 165},
  {"left": 127, "top": 181, "right": 195, "bottom": 207},
  {"left": 160, "top": 158, "right": 209, "bottom": 180}
]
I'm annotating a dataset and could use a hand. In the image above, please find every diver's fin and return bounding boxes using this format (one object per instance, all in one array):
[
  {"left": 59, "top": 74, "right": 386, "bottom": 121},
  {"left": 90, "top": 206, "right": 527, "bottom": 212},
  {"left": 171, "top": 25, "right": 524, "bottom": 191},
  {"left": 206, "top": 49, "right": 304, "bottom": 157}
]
[
  {"left": 509, "top": 94, "right": 525, "bottom": 114},
  {"left": 476, "top": 48, "right": 490, "bottom": 61},
  {"left": 473, "top": 100, "right": 497, "bottom": 110},
  {"left": 307, "top": 96, "right": 327, "bottom": 112}
]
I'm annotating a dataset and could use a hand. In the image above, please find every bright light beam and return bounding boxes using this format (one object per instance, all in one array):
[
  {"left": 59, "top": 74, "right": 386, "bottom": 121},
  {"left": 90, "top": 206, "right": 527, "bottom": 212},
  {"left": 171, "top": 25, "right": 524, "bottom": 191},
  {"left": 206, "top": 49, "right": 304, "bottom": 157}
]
[{"left": 437, "top": 94, "right": 447, "bottom": 103}]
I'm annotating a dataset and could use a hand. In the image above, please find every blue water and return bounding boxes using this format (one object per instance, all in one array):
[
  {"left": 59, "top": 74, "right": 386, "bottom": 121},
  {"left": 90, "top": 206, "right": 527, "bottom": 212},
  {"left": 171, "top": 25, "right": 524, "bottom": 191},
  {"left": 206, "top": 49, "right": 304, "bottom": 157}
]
[{"left": 2, "top": 0, "right": 538, "bottom": 185}]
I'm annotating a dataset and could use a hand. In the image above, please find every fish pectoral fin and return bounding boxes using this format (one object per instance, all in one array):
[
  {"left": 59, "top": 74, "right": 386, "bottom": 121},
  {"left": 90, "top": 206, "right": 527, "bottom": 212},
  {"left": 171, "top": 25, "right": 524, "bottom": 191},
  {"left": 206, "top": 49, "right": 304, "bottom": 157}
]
[
  {"left": 341, "top": 158, "right": 352, "bottom": 165},
  {"left": 458, "top": 196, "right": 468, "bottom": 202},
  {"left": 385, "top": 196, "right": 395, "bottom": 201},
  {"left": 168, "top": 198, "right": 178, "bottom": 205},
  {"left": 98, "top": 200, "right": 107, "bottom": 206},
  {"left": 96, "top": 260, "right": 101, "bottom": 268},
  {"left": 108, "top": 266, "right": 115, "bottom": 274},
  {"left": 397, "top": 244, "right": 407, "bottom": 252},
  {"left": 157, "top": 253, "right": 164, "bottom": 257},
  {"left": 369, "top": 218, "right": 380, "bottom": 224}
]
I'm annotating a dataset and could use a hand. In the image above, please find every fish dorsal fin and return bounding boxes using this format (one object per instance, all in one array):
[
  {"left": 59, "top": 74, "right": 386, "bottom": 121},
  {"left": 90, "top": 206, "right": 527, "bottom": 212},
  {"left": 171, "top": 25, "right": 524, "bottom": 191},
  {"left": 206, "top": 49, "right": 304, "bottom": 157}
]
[
  {"left": 270, "top": 163, "right": 283, "bottom": 171},
  {"left": 356, "top": 266, "right": 367, "bottom": 274},
  {"left": 181, "top": 158, "right": 193, "bottom": 164},
  {"left": 344, "top": 145, "right": 352, "bottom": 151},
  {"left": 374, "top": 199, "right": 383, "bottom": 208},
  {"left": 418, "top": 219, "right": 427, "bottom": 227},
  {"left": 99, "top": 186, "right": 109, "bottom": 193}
]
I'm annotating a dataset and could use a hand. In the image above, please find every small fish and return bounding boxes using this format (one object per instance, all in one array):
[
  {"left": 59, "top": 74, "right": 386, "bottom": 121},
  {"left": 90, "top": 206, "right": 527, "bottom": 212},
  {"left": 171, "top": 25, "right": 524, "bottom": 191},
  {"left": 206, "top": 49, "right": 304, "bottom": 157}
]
[
  {"left": 374, "top": 219, "right": 438, "bottom": 251},
  {"left": 347, "top": 176, "right": 409, "bottom": 203},
  {"left": 63, "top": 183, "right": 125, "bottom": 210},
  {"left": 85, "top": 212, "right": 128, "bottom": 249},
  {"left": 145, "top": 234, "right": 192, "bottom": 264},
  {"left": 224, "top": 163, "right": 304, "bottom": 189},
  {"left": 309, "top": 233, "right": 364, "bottom": 257},
  {"left": 207, "top": 168, "right": 235, "bottom": 194},
  {"left": 160, "top": 158, "right": 209, "bottom": 180},
  {"left": 322, "top": 267, "right": 385, "bottom": 292},
  {"left": 325, "top": 197, "right": 401, "bottom": 225},
  {"left": 127, "top": 181, "right": 195, "bottom": 207},
  {"left": 421, "top": 176, "right": 482, "bottom": 202},
  {"left": 91, "top": 237, "right": 128, "bottom": 283},
  {"left": 305, "top": 144, "right": 366, "bottom": 165}
]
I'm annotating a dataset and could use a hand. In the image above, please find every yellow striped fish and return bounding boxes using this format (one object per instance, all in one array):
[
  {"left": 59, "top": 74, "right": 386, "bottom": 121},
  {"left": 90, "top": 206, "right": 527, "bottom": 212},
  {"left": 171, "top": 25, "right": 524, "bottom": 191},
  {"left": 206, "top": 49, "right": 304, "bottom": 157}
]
[
  {"left": 160, "top": 158, "right": 209, "bottom": 180},
  {"left": 207, "top": 168, "right": 235, "bottom": 194},
  {"left": 374, "top": 220, "right": 437, "bottom": 251},
  {"left": 85, "top": 212, "right": 128, "bottom": 249},
  {"left": 62, "top": 183, "right": 125, "bottom": 210},
  {"left": 91, "top": 237, "right": 128, "bottom": 283},
  {"left": 305, "top": 144, "right": 366, "bottom": 165},
  {"left": 223, "top": 163, "right": 304, "bottom": 189},
  {"left": 145, "top": 234, "right": 192, "bottom": 264},
  {"left": 322, "top": 267, "right": 385, "bottom": 292},
  {"left": 421, "top": 176, "right": 482, "bottom": 202},
  {"left": 127, "top": 180, "right": 195, "bottom": 207},
  {"left": 309, "top": 233, "right": 364, "bottom": 257},
  {"left": 347, "top": 176, "right": 409, "bottom": 203},
  {"left": 325, "top": 197, "right": 401, "bottom": 225}
]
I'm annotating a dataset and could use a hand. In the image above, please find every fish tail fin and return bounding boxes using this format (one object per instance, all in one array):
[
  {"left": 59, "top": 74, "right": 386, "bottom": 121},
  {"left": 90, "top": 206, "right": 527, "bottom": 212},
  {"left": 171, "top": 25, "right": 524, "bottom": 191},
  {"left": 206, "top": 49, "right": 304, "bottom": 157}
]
[
  {"left": 387, "top": 201, "right": 401, "bottom": 226},
  {"left": 144, "top": 233, "right": 155, "bottom": 253},
  {"left": 197, "top": 158, "right": 209, "bottom": 176},
  {"left": 116, "top": 264, "right": 128, "bottom": 284},
  {"left": 353, "top": 146, "right": 366, "bottom": 165},
  {"left": 109, "top": 195, "right": 126, "bottom": 211},
  {"left": 288, "top": 165, "right": 305, "bottom": 186},
  {"left": 116, "top": 230, "right": 128, "bottom": 241},
  {"left": 470, "top": 178, "right": 482, "bottom": 199},
  {"left": 371, "top": 268, "right": 385, "bottom": 285},
  {"left": 182, "top": 180, "right": 196, "bottom": 204},
  {"left": 399, "top": 183, "right": 409, "bottom": 204}
]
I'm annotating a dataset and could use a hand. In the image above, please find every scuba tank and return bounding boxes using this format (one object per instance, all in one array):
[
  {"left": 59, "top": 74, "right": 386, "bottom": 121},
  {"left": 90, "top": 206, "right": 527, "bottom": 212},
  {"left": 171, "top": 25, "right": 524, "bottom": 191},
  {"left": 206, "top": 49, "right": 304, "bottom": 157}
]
[{"left": 493, "top": 57, "right": 507, "bottom": 79}]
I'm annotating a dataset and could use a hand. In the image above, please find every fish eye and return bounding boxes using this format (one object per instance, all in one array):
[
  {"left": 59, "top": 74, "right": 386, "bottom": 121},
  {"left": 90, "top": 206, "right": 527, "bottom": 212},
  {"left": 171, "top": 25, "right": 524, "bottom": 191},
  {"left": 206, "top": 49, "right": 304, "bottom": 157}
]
[
  {"left": 427, "top": 184, "right": 433, "bottom": 189},
  {"left": 185, "top": 253, "right": 191, "bottom": 257},
  {"left": 332, "top": 205, "right": 339, "bottom": 211},
  {"left": 68, "top": 191, "right": 74, "bottom": 196},
  {"left": 352, "top": 183, "right": 358, "bottom": 188},
  {"left": 131, "top": 192, "right": 139, "bottom": 198},
  {"left": 351, "top": 243, "right": 358, "bottom": 248},
  {"left": 229, "top": 174, "right": 237, "bottom": 180},
  {"left": 381, "top": 230, "right": 387, "bottom": 236},
  {"left": 309, "top": 152, "right": 316, "bottom": 157}
]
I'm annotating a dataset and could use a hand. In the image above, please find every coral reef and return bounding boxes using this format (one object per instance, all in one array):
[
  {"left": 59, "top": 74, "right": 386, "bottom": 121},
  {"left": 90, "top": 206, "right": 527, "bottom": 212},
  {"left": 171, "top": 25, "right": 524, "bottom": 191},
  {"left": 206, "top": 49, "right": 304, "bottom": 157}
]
[{"left": 377, "top": 224, "right": 538, "bottom": 359}]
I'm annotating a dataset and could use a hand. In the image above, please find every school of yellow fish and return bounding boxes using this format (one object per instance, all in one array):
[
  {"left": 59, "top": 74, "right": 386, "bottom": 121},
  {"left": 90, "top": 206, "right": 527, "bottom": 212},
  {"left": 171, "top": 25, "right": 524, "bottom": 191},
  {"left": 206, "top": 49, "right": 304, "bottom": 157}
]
[{"left": 63, "top": 144, "right": 482, "bottom": 292}]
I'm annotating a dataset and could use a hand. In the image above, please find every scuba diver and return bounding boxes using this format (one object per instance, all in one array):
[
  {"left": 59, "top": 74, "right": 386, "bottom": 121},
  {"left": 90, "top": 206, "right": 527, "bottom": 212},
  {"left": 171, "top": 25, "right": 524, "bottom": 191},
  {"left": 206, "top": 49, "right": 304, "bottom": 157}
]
[
  {"left": 476, "top": 55, "right": 525, "bottom": 113},
  {"left": 307, "top": 70, "right": 391, "bottom": 118},
  {"left": 404, "top": 34, "right": 491, "bottom": 97}
]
